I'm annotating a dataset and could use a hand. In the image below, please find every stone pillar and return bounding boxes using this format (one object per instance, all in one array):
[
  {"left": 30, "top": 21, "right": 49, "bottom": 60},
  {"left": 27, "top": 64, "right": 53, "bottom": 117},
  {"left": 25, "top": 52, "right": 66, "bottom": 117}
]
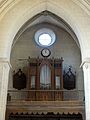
[
  {"left": 81, "top": 58, "right": 90, "bottom": 120},
  {"left": 0, "top": 58, "right": 10, "bottom": 120}
]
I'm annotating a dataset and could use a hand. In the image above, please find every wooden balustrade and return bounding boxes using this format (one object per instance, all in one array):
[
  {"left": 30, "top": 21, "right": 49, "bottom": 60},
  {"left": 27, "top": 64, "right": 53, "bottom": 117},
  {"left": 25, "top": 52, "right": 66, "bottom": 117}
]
[{"left": 7, "top": 89, "right": 84, "bottom": 101}]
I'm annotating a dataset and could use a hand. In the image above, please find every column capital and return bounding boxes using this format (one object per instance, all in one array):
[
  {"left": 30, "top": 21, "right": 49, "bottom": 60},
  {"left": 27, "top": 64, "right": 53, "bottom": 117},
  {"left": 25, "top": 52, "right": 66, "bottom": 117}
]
[
  {"left": 80, "top": 57, "right": 90, "bottom": 69},
  {"left": 0, "top": 57, "right": 12, "bottom": 68}
]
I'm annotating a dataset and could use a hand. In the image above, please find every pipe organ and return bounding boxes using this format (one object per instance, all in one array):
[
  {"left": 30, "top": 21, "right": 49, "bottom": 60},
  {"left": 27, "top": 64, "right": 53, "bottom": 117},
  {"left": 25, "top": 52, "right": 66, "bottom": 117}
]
[{"left": 27, "top": 57, "right": 63, "bottom": 101}]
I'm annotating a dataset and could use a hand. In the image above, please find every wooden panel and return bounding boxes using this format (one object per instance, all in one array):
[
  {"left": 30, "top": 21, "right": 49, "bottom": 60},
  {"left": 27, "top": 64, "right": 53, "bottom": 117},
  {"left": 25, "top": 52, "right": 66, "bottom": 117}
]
[
  {"left": 27, "top": 91, "right": 63, "bottom": 101},
  {"left": 8, "top": 113, "right": 83, "bottom": 120},
  {"left": 27, "top": 57, "right": 63, "bottom": 100}
]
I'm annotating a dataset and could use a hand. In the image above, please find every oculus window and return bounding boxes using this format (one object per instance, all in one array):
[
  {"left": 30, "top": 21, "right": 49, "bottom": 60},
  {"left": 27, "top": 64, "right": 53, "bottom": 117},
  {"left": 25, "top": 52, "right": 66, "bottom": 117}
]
[{"left": 35, "top": 28, "right": 56, "bottom": 47}]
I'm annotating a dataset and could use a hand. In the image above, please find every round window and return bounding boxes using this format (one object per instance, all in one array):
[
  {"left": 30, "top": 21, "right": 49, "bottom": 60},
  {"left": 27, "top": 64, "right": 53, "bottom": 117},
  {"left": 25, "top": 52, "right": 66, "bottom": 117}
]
[
  {"left": 39, "top": 33, "right": 51, "bottom": 46},
  {"left": 35, "top": 28, "right": 56, "bottom": 47}
]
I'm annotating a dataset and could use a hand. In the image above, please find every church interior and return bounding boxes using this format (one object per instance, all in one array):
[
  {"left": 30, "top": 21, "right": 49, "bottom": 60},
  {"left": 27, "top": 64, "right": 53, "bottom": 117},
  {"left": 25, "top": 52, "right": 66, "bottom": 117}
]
[
  {"left": 0, "top": 0, "right": 90, "bottom": 120},
  {"left": 6, "top": 10, "right": 84, "bottom": 120}
]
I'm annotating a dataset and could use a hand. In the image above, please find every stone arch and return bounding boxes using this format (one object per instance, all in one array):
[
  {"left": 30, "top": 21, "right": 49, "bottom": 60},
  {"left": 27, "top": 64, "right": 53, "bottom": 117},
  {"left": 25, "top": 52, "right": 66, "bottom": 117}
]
[
  {"left": 0, "top": 0, "right": 90, "bottom": 120},
  {"left": 0, "top": 0, "right": 89, "bottom": 60}
]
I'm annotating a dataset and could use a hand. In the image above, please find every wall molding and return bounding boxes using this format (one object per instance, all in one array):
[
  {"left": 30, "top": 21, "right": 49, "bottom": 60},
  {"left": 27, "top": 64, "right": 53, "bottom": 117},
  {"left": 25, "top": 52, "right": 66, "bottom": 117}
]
[
  {"left": 73, "top": 0, "right": 90, "bottom": 16},
  {"left": 0, "top": 0, "right": 21, "bottom": 19},
  {"left": 0, "top": 57, "right": 12, "bottom": 68},
  {"left": 80, "top": 57, "right": 90, "bottom": 68}
]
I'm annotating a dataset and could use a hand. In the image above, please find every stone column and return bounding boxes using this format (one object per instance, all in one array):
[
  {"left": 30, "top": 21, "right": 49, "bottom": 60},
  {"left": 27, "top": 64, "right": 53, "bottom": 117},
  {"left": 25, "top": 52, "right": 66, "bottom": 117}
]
[
  {"left": 0, "top": 58, "right": 10, "bottom": 120},
  {"left": 81, "top": 58, "right": 90, "bottom": 120}
]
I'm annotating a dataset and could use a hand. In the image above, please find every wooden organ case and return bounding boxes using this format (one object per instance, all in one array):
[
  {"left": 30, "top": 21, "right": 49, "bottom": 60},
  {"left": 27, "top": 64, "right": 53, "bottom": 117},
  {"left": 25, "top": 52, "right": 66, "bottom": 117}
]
[{"left": 27, "top": 57, "right": 63, "bottom": 101}]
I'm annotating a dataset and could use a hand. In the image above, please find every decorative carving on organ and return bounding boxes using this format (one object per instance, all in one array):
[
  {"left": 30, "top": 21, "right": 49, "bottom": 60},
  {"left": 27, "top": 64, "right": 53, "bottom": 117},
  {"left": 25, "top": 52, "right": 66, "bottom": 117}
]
[
  {"left": 27, "top": 57, "right": 63, "bottom": 101},
  {"left": 13, "top": 69, "right": 27, "bottom": 90},
  {"left": 27, "top": 57, "right": 63, "bottom": 90},
  {"left": 63, "top": 66, "right": 76, "bottom": 90}
]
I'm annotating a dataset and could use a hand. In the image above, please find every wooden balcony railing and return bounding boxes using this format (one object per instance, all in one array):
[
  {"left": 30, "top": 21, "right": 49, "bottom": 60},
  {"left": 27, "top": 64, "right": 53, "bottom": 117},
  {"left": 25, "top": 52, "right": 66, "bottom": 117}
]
[{"left": 7, "top": 89, "right": 84, "bottom": 102}]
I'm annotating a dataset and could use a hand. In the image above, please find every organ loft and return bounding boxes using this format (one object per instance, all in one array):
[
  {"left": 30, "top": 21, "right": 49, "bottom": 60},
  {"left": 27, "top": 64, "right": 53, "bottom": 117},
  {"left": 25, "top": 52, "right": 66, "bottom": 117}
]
[{"left": 6, "top": 28, "right": 84, "bottom": 120}]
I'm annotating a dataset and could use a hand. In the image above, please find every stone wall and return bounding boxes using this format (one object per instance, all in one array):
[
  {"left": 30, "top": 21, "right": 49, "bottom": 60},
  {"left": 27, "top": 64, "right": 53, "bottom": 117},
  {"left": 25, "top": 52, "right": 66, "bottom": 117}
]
[{"left": 8, "top": 23, "right": 84, "bottom": 100}]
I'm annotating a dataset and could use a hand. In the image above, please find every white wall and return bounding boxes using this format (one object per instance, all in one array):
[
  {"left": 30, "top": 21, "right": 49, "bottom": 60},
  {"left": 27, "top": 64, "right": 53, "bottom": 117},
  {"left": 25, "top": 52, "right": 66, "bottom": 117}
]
[{"left": 9, "top": 23, "right": 84, "bottom": 98}]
